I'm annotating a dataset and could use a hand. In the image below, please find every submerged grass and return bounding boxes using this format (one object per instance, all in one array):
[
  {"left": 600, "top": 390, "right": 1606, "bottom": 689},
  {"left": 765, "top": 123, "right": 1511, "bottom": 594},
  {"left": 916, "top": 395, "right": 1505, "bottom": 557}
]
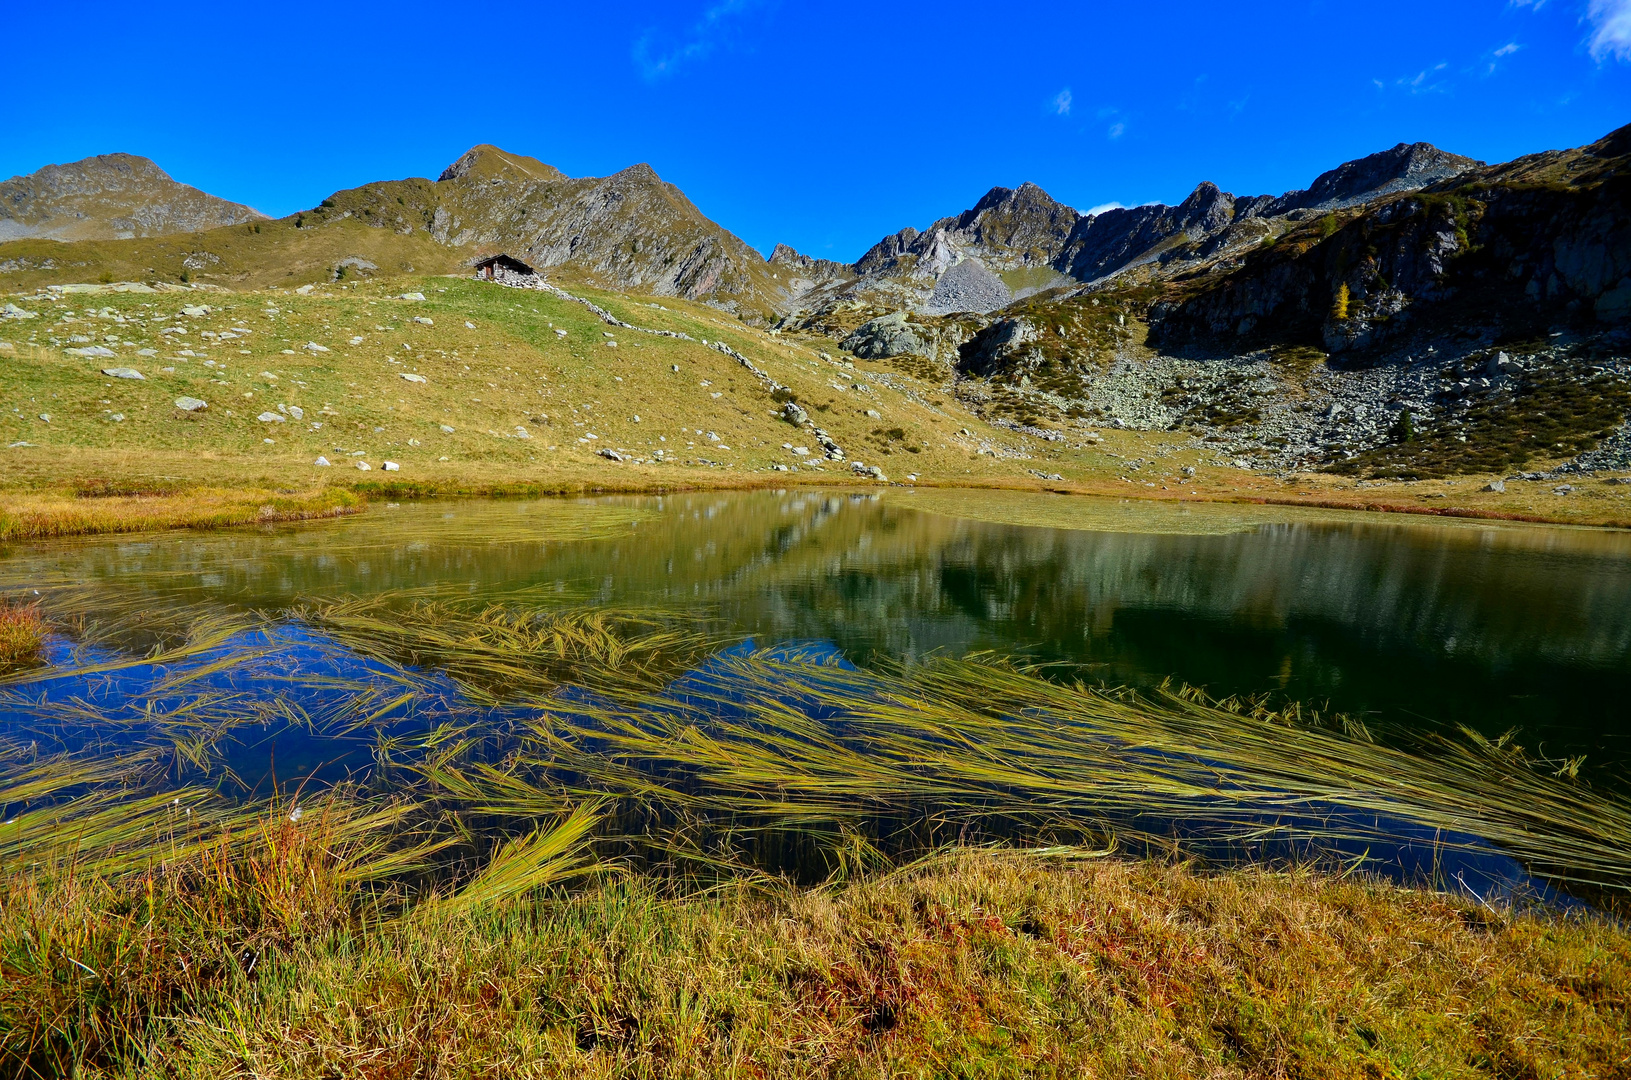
[{"left": 3, "top": 591, "right": 1631, "bottom": 1074}]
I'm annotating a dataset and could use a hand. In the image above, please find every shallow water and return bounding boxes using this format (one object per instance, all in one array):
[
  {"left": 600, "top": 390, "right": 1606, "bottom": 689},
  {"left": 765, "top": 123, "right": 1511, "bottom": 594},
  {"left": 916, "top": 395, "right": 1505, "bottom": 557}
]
[
  {"left": 4, "top": 488, "right": 1629, "bottom": 768},
  {"left": 3, "top": 488, "right": 1629, "bottom": 901}
]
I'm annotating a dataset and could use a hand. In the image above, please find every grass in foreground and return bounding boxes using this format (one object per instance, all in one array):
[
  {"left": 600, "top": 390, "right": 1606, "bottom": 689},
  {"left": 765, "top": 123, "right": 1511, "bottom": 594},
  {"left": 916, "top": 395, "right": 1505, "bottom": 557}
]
[{"left": 3, "top": 845, "right": 1627, "bottom": 1078}]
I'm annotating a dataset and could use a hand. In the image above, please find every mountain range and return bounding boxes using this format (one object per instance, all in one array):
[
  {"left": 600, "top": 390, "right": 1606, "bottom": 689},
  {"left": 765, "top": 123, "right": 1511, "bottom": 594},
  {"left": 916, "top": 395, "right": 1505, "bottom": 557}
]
[{"left": 2, "top": 124, "right": 1628, "bottom": 481}]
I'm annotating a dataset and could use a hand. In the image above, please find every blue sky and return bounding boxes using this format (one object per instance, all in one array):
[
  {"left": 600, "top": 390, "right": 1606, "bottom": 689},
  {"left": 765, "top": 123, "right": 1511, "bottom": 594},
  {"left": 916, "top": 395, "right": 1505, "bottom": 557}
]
[{"left": 5, "top": 0, "right": 1628, "bottom": 263}]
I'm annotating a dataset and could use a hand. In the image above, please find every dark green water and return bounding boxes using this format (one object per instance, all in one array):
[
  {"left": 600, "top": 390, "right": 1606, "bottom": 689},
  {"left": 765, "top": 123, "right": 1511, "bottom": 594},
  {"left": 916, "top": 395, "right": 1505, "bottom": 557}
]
[{"left": 4, "top": 488, "right": 1629, "bottom": 773}]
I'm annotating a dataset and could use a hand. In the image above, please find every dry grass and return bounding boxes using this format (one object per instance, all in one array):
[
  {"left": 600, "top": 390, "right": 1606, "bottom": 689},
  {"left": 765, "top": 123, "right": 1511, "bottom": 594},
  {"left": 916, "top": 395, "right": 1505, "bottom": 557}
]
[
  {"left": 0, "top": 487, "right": 361, "bottom": 541},
  {"left": 0, "top": 600, "right": 47, "bottom": 669},
  {"left": 3, "top": 849, "right": 1627, "bottom": 1078}
]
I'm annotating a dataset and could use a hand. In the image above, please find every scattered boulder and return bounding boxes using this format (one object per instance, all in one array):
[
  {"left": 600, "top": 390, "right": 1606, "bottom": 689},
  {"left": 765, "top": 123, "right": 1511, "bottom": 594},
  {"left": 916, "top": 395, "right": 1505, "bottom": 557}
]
[
  {"left": 400, "top": 373, "right": 427, "bottom": 383},
  {"left": 102, "top": 368, "right": 146, "bottom": 381},
  {"left": 781, "top": 401, "right": 809, "bottom": 425},
  {"left": 412, "top": 316, "right": 434, "bottom": 326},
  {"left": 598, "top": 448, "right": 625, "bottom": 462},
  {"left": 355, "top": 461, "right": 371, "bottom": 470},
  {"left": 180, "top": 305, "right": 210, "bottom": 317},
  {"left": 288, "top": 405, "right": 304, "bottom": 420},
  {"left": 257, "top": 411, "right": 285, "bottom": 423},
  {"left": 1483, "top": 480, "right": 1506, "bottom": 493},
  {"left": 303, "top": 342, "right": 330, "bottom": 353},
  {"left": 314, "top": 456, "right": 331, "bottom": 466},
  {"left": 1, "top": 303, "right": 39, "bottom": 319},
  {"left": 66, "top": 345, "right": 117, "bottom": 358},
  {"left": 398, "top": 292, "right": 426, "bottom": 301},
  {"left": 174, "top": 397, "right": 207, "bottom": 411},
  {"left": 439, "top": 424, "right": 455, "bottom": 433},
  {"left": 842, "top": 312, "right": 930, "bottom": 360},
  {"left": 851, "top": 461, "right": 887, "bottom": 481},
  {"left": 383, "top": 461, "right": 400, "bottom": 471}
]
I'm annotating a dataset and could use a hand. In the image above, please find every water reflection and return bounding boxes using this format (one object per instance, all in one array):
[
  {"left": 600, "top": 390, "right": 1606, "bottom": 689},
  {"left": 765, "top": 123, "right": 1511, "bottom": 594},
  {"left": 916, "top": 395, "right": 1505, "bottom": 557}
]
[{"left": 3, "top": 489, "right": 1628, "bottom": 768}]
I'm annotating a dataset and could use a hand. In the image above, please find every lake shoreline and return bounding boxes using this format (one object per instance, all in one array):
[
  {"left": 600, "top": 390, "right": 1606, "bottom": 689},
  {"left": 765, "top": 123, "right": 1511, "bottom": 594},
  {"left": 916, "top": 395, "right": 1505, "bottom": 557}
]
[{"left": 4, "top": 470, "right": 1630, "bottom": 544}]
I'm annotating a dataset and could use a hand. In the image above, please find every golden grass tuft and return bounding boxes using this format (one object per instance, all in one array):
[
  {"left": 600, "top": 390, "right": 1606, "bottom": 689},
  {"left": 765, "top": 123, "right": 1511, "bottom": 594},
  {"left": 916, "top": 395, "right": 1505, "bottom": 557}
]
[{"left": 0, "top": 600, "right": 47, "bottom": 669}]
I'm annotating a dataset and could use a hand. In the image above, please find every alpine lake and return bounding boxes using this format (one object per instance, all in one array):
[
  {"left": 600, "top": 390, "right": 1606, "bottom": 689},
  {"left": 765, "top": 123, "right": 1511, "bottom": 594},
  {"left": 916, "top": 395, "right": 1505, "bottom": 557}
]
[{"left": 3, "top": 488, "right": 1629, "bottom": 909}]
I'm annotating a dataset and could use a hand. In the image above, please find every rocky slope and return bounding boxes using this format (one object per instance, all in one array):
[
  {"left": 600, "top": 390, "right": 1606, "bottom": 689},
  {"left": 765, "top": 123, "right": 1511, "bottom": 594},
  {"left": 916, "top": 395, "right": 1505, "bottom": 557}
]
[
  {"left": 303, "top": 145, "right": 784, "bottom": 319},
  {"left": 792, "top": 125, "right": 1630, "bottom": 484},
  {"left": 0, "top": 154, "right": 265, "bottom": 242}
]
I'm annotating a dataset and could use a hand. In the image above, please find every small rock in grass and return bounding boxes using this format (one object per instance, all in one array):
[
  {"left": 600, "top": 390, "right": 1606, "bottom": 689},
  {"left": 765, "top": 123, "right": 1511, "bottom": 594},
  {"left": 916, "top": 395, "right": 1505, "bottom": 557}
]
[
  {"left": 288, "top": 406, "right": 304, "bottom": 420},
  {"left": 440, "top": 424, "right": 455, "bottom": 433},
  {"left": 303, "top": 342, "right": 330, "bottom": 353},
  {"left": 68, "top": 345, "right": 117, "bottom": 358},
  {"left": 464, "top": 321, "right": 475, "bottom": 329},
  {"left": 413, "top": 316, "right": 433, "bottom": 326},
  {"left": 174, "top": 397, "right": 207, "bottom": 411},
  {"left": 400, "top": 373, "right": 427, "bottom": 383},
  {"left": 1483, "top": 480, "right": 1506, "bottom": 493},
  {"left": 258, "top": 411, "right": 285, "bottom": 423},
  {"left": 398, "top": 292, "right": 426, "bottom": 301},
  {"left": 383, "top": 461, "right": 400, "bottom": 471},
  {"left": 356, "top": 461, "right": 371, "bottom": 471},
  {"left": 314, "top": 456, "right": 331, "bottom": 466},
  {"left": 597, "top": 448, "right": 625, "bottom": 462},
  {"left": 348, "top": 336, "right": 364, "bottom": 345},
  {"left": 181, "top": 305, "right": 210, "bottom": 316},
  {"left": 101, "top": 366, "right": 144, "bottom": 379},
  {"left": 110, "top": 413, "right": 124, "bottom": 422}
]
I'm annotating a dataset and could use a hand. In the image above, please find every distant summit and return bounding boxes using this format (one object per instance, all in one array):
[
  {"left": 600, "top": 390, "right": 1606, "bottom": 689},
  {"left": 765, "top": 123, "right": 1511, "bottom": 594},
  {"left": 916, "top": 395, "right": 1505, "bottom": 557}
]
[{"left": 0, "top": 153, "right": 264, "bottom": 242}]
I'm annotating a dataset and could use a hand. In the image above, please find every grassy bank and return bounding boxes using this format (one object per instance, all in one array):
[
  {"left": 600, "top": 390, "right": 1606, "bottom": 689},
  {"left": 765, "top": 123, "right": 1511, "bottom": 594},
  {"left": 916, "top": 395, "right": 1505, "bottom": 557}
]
[
  {"left": 0, "top": 487, "right": 361, "bottom": 542},
  {"left": 4, "top": 844, "right": 1627, "bottom": 1078}
]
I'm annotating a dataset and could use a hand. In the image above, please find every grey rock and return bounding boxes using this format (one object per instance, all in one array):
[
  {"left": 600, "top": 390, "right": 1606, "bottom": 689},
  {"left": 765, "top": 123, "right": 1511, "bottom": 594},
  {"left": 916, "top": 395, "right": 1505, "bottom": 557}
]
[
  {"left": 781, "top": 401, "right": 809, "bottom": 426},
  {"left": 842, "top": 312, "right": 930, "bottom": 359},
  {"left": 1483, "top": 480, "right": 1506, "bottom": 493},
  {"left": 173, "top": 396, "right": 207, "bottom": 411},
  {"left": 100, "top": 366, "right": 144, "bottom": 379},
  {"left": 598, "top": 448, "right": 625, "bottom": 462},
  {"left": 257, "top": 411, "right": 285, "bottom": 423}
]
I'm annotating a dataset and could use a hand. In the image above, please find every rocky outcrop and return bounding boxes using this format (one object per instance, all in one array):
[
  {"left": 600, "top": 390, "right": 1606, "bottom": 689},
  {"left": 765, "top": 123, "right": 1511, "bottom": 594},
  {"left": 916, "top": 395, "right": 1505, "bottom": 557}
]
[
  {"left": 311, "top": 146, "right": 782, "bottom": 317},
  {"left": 0, "top": 153, "right": 264, "bottom": 242},
  {"left": 1151, "top": 128, "right": 1631, "bottom": 355},
  {"left": 843, "top": 312, "right": 932, "bottom": 359}
]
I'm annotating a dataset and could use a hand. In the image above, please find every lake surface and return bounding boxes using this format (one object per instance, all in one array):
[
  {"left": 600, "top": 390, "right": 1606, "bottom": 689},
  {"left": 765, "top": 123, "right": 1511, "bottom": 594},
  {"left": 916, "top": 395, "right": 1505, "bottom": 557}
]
[
  {"left": 4, "top": 488, "right": 1630, "bottom": 904},
  {"left": 5, "top": 488, "right": 1627, "bottom": 772}
]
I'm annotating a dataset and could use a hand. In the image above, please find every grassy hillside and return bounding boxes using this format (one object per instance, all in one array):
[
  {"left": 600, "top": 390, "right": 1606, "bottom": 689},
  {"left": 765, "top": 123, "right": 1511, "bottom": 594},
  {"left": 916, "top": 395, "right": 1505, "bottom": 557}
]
[{"left": 0, "top": 271, "right": 1628, "bottom": 530}]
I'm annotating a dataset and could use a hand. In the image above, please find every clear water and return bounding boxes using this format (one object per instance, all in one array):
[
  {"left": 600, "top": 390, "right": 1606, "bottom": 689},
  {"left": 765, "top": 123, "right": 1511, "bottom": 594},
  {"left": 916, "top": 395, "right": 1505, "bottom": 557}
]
[{"left": 5, "top": 488, "right": 1628, "bottom": 771}]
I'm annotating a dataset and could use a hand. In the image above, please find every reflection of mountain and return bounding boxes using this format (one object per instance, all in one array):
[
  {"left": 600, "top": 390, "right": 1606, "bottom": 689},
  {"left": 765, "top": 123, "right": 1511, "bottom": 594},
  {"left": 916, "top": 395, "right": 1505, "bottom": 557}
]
[{"left": 4, "top": 491, "right": 1628, "bottom": 757}]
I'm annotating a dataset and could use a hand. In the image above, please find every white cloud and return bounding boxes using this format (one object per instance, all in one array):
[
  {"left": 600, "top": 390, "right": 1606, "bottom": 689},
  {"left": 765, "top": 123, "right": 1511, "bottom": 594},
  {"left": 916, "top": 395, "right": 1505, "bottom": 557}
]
[
  {"left": 1107, "top": 122, "right": 1126, "bottom": 140},
  {"left": 1053, "top": 88, "right": 1072, "bottom": 116},
  {"left": 1494, "top": 42, "right": 1521, "bottom": 56},
  {"left": 1588, "top": 0, "right": 1631, "bottom": 61},
  {"left": 1086, "top": 202, "right": 1124, "bottom": 216},
  {"left": 632, "top": 0, "right": 762, "bottom": 81}
]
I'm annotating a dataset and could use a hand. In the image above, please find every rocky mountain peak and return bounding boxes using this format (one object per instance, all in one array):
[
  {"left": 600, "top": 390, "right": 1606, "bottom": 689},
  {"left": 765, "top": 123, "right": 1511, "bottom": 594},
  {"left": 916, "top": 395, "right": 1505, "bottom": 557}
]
[
  {"left": 1272, "top": 141, "right": 1481, "bottom": 214},
  {"left": 438, "top": 145, "right": 566, "bottom": 185},
  {"left": 0, "top": 152, "right": 264, "bottom": 242}
]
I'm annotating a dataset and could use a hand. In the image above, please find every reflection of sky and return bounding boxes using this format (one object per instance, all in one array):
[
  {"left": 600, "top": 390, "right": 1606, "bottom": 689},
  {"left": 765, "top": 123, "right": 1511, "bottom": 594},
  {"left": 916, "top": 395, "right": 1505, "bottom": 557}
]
[
  {"left": 0, "top": 626, "right": 1579, "bottom": 909},
  {"left": 4, "top": 490, "right": 1630, "bottom": 763}
]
